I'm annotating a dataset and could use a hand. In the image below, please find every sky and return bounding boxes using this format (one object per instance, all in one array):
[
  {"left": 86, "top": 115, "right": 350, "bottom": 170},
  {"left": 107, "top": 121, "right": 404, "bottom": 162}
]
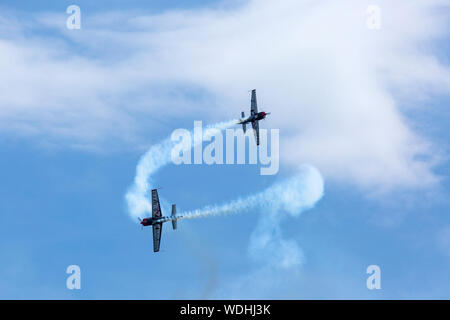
[{"left": 0, "top": 0, "right": 449, "bottom": 299}]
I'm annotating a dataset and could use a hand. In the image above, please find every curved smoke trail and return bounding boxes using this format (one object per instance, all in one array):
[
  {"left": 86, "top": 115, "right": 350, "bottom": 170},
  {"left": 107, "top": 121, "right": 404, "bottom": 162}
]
[
  {"left": 125, "top": 120, "right": 236, "bottom": 219},
  {"left": 173, "top": 165, "right": 323, "bottom": 221},
  {"left": 125, "top": 120, "right": 324, "bottom": 225}
]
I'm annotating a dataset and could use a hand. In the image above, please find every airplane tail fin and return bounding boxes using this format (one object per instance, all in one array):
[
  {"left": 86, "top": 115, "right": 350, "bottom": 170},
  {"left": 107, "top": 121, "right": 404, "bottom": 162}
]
[
  {"left": 241, "top": 111, "right": 247, "bottom": 132},
  {"left": 171, "top": 204, "right": 177, "bottom": 230}
]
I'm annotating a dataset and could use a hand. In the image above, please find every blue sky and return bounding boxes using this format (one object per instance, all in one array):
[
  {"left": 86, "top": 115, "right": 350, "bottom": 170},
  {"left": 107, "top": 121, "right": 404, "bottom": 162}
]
[{"left": 0, "top": 0, "right": 449, "bottom": 299}]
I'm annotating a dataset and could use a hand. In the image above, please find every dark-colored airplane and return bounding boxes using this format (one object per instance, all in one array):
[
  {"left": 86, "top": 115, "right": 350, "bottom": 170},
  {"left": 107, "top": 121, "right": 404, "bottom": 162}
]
[
  {"left": 138, "top": 189, "right": 178, "bottom": 252},
  {"left": 237, "top": 89, "right": 270, "bottom": 146}
]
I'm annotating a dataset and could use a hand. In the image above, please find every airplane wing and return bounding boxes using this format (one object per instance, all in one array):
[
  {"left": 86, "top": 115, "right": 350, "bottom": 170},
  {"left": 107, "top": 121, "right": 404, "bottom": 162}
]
[
  {"left": 250, "top": 89, "right": 258, "bottom": 115},
  {"left": 151, "top": 189, "right": 162, "bottom": 218},
  {"left": 152, "top": 223, "right": 162, "bottom": 252},
  {"left": 252, "top": 120, "right": 260, "bottom": 146}
]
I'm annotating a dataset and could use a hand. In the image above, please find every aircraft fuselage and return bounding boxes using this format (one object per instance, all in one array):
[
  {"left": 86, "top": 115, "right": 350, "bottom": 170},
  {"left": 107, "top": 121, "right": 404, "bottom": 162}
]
[
  {"left": 239, "top": 111, "right": 268, "bottom": 124},
  {"left": 140, "top": 217, "right": 166, "bottom": 226}
]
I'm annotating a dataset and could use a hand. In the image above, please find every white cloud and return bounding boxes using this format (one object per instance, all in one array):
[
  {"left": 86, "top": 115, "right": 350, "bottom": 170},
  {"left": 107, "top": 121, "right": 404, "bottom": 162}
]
[{"left": 0, "top": 0, "right": 449, "bottom": 189}]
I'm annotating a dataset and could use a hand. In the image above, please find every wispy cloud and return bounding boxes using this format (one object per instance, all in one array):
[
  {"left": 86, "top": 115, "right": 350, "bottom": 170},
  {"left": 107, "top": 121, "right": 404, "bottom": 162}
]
[{"left": 0, "top": 0, "right": 449, "bottom": 190}]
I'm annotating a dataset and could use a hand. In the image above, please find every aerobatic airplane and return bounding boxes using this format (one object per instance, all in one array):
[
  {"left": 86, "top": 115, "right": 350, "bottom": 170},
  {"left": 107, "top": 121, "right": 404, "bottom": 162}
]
[
  {"left": 138, "top": 189, "right": 178, "bottom": 252},
  {"left": 237, "top": 89, "right": 270, "bottom": 146}
]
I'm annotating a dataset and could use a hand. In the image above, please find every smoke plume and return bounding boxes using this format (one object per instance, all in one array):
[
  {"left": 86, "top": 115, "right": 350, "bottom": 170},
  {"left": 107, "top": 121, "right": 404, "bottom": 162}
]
[
  {"left": 173, "top": 165, "right": 323, "bottom": 221},
  {"left": 126, "top": 119, "right": 324, "bottom": 227},
  {"left": 126, "top": 119, "right": 325, "bottom": 287},
  {"left": 125, "top": 120, "right": 236, "bottom": 219}
]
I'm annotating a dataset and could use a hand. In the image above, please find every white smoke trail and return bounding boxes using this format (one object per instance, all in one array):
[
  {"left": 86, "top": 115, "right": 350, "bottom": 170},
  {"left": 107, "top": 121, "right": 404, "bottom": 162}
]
[
  {"left": 126, "top": 119, "right": 324, "bottom": 231},
  {"left": 166, "top": 164, "right": 324, "bottom": 273},
  {"left": 125, "top": 119, "right": 236, "bottom": 219},
  {"left": 174, "top": 165, "right": 324, "bottom": 221},
  {"left": 126, "top": 117, "right": 325, "bottom": 278}
]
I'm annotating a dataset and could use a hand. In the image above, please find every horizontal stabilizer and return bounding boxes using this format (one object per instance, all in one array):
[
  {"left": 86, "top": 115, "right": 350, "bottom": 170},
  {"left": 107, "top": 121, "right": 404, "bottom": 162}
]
[{"left": 171, "top": 204, "right": 177, "bottom": 230}]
